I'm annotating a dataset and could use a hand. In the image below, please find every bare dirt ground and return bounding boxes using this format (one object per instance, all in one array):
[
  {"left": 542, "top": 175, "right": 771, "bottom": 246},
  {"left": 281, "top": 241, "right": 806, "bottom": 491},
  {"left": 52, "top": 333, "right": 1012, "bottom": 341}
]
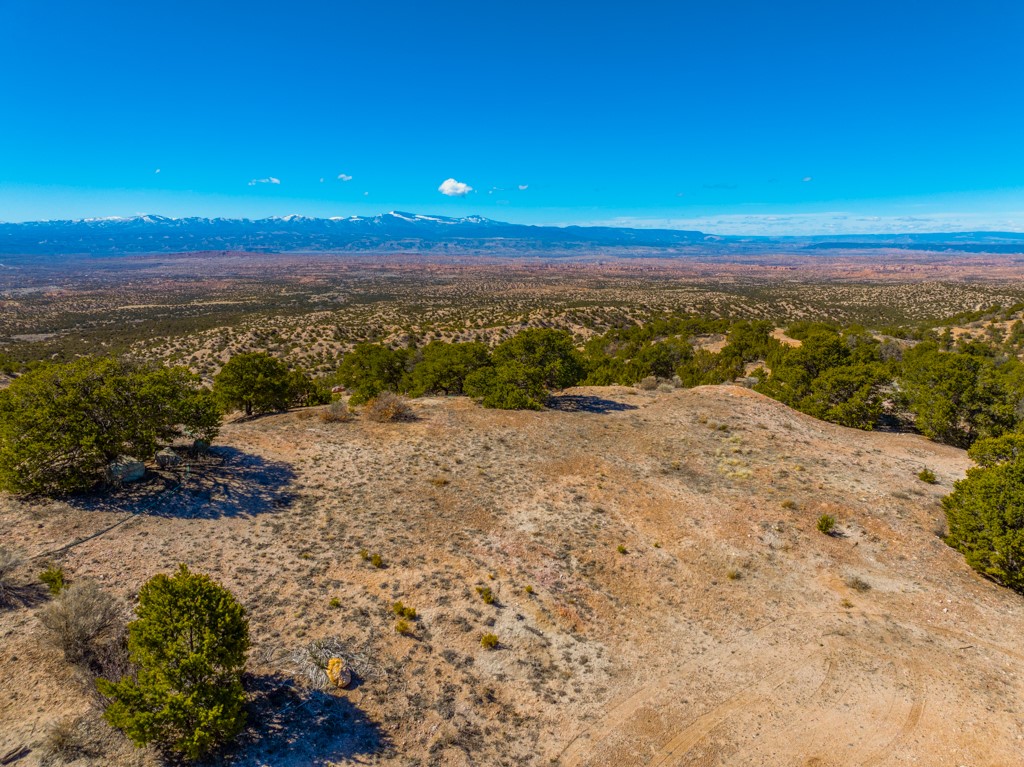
[{"left": 2, "top": 385, "right": 1023, "bottom": 766}]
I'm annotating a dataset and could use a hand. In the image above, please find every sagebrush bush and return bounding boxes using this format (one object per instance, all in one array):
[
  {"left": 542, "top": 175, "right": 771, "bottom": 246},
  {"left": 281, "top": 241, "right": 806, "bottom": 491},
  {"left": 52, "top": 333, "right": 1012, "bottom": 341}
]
[
  {"left": 638, "top": 376, "right": 658, "bottom": 391},
  {"left": 364, "top": 392, "right": 414, "bottom": 423},
  {"left": 40, "top": 716, "right": 101, "bottom": 765},
  {"left": 817, "top": 514, "right": 836, "bottom": 535},
  {"left": 37, "top": 580, "right": 122, "bottom": 668},
  {"left": 320, "top": 400, "right": 353, "bottom": 423}
]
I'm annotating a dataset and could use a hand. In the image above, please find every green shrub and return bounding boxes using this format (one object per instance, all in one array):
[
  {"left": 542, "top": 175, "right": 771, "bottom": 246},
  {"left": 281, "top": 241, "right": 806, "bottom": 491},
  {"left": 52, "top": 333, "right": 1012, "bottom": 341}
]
[
  {"left": 335, "top": 343, "right": 409, "bottom": 404},
  {"left": 404, "top": 341, "right": 491, "bottom": 396},
  {"left": 817, "top": 514, "right": 836, "bottom": 535},
  {"left": 328, "top": 597, "right": 341, "bottom": 609},
  {"left": 392, "top": 601, "right": 417, "bottom": 619},
  {"left": 395, "top": 619, "right": 411, "bottom": 635},
  {"left": 465, "top": 329, "right": 584, "bottom": 410},
  {"left": 475, "top": 586, "right": 494, "bottom": 604},
  {"left": 943, "top": 451, "right": 1024, "bottom": 592},
  {"left": 917, "top": 468, "right": 937, "bottom": 484},
  {"left": 480, "top": 633, "right": 499, "bottom": 650},
  {"left": 616, "top": 544, "right": 628, "bottom": 554},
  {"left": 370, "top": 553, "right": 384, "bottom": 569},
  {"left": 213, "top": 352, "right": 292, "bottom": 416},
  {"left": 97, "top": 565, "right": 249, "bottom": 760},
  {"left": 39, "top": 565, "right": 66, "bottom": 596}
]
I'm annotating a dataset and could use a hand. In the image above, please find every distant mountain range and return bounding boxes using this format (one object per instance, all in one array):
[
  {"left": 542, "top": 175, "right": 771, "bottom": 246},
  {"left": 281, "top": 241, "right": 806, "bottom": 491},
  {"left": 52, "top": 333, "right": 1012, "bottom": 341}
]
[{"left": 1, "top": 212, "right": 1023, "bottom": 256}]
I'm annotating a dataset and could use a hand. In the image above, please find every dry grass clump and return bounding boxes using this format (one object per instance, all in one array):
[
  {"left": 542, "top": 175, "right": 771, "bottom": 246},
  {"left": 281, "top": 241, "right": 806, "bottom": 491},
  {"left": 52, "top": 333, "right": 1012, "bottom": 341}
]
[
  {"left": 37, "top": 580, "right": 123, "bottom": 669},
  {"left": 320, "top": 400, "right": 354, "bottom": 423},
  {"left": 364, "top": 392, "right": 415, "bottom": 423},
  {"left": 39, "top": 715, "right": 105, "bottom": 766},
  {"left": 637, "top": 376, "right": 659, "bottom": 391}
]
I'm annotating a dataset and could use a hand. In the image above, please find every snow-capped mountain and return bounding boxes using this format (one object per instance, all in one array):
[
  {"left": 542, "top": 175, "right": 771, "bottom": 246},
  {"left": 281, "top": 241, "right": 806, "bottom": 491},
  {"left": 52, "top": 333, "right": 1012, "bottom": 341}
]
[
  {"left": 0, "top": 212, "right": 708, "bottom": 255},
  {"left": 1, "top": 213, "right": 1021, "bottom": 256}
]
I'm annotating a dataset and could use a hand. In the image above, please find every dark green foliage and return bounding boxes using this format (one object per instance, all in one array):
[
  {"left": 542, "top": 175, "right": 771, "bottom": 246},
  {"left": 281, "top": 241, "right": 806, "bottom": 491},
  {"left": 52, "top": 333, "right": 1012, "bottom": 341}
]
[
  {"left": 285, "top": 370, "right": 331, "bottom": 408},
  {"left": 899, "top": 345, "right": 1015, "bottom": 447},
  {"left": 756, "top": 328, "right": 854, "bottom": 406},
  {"left": 675, "top": 349, "right": 742, "bottom": 388},
  {"left": 0, "top": 357, "right": 220, "bottom": 495},
  {"left": 799, "top": 362, "right": 890, "bottom": 429},
  {"left": 464, "top": 363, "right": 547, "bottom": 410},
  {"left": 917, "top": 468, "right": 937, "bottom": 484},
  {"left": 491, "top": 329, "right": 585, "bottom": 390},
  {"left": 967, "top": 433, "right": 1024, "bottom": 468},
  {"left": 943, "top": 444, "right": 1024, "bottom": 592},
  {"left": 335, "top": 343, "right": 409, "bottom": 404},
  {"left": 97, "top": 565, "right": 249, "bottom": 760},
  {"left": 582, "top": 316, "right": 728, "bottom": 386},
  {"left": 404, "top": 341, "right": 491, "bottom": 396},
  {"left": 0, "top": 352, "right": 20, "bottom": 375},
  {"left": 213, "top": 352, "right": 292, "bottom": 416},
  {"left": 465, "top": 329, "right": 584, "bottom": 409}
]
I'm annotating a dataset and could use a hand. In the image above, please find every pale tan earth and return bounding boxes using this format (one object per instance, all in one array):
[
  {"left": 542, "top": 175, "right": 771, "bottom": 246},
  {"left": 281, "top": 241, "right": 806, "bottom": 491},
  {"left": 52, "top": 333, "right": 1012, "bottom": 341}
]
[{"left": 2, "top": 385, "right": 1023, "bottom": 766}]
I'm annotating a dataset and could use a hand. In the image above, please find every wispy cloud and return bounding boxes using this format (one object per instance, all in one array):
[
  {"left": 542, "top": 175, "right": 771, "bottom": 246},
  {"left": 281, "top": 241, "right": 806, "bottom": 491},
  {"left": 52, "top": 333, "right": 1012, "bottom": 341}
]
[
  {"left": 574, "top": 211, "right": 1024, "bottom": 236},
  {"left": 438, "top": 178, "right": 473, "bottom": 196},
  {"left": 248, "top": 177, "right": 281, "bottom": 186},
  {"left": 802, "top": 176, "right": 813, "bottom": 182},
  {"left": 518, "top": 184, "right": 529, "bottom": 191},
  {"left": 154, "top": 168, "right": 161, "bottom": 174},
  {"left": 337, "top": 173, "right": 352, "bottom": 181}
]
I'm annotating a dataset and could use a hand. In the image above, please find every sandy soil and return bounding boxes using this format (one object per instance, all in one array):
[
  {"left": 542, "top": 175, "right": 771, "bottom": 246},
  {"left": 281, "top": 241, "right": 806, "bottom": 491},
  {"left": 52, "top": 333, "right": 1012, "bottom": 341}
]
[{"left": 2, "top": 385, "right": 1022, "bottom": 766}]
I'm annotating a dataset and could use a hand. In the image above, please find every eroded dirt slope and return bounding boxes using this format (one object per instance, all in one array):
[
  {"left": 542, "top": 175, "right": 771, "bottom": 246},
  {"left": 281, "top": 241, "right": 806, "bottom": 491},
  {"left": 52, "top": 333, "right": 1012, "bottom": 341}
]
[{"left": 2, "top": 385, "right": 1022, "bottom": 766}]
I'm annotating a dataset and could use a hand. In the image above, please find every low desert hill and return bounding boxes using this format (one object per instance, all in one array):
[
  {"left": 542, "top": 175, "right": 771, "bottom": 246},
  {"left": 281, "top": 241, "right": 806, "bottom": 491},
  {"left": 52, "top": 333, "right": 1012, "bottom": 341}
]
[{"left": 2, "top": 385, "right": 1023, "bottom": 766}]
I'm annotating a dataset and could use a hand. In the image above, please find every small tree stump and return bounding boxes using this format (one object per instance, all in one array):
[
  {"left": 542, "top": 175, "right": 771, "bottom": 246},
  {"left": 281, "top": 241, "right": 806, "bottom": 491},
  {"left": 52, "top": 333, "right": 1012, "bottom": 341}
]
[{"left": 325, "top": 657, "right": 351, "bottom": 688}]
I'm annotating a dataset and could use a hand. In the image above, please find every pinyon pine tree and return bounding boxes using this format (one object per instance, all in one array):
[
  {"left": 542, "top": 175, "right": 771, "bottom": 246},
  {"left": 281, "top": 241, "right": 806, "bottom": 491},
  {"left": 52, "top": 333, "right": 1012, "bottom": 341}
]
[{"left": 98, "top": 565, "right": 250, "bottom": 760}]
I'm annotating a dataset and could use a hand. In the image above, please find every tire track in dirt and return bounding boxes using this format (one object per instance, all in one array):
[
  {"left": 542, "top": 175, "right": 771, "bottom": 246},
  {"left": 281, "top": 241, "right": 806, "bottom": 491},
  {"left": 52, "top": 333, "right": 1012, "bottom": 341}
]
[
  {"left": 556, "top": 613, "right": 822, "bottom": 767},
  {"left": 645, "top": 650, "right": 830, "bottom": 767}
]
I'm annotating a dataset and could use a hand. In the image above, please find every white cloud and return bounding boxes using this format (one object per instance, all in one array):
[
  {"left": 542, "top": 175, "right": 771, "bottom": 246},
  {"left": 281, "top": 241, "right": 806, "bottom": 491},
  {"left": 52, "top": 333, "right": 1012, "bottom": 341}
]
[
  {"left": 518, "top": 184, "right": 528, "bottom": 191},
  {"left": 363, "top": 191, "right": 369, "bottom": 196},
  {"left": 802, "top": 176, "right": 813, "bottom": 182},
  {"left": 319, "top": 177, "right": 325, "bottom": 183},
  {"left": 248, "top": 177, "right": 281, "bottom": 186},
  {"left": 337, "top": 173, "right": 353, "bottom": 181},
  {"left": 154, "top": 168, "right": 161, "bottom": 174},
  {"left": 438, "top": 178, "right": 473, "bottom": 196}
]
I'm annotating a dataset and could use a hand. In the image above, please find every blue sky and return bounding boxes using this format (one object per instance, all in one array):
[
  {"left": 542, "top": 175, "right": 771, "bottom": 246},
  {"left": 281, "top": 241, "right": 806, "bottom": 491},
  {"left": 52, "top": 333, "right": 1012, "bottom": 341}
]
[{"left": 1, "top": 0, "right": 1022, "bottom": 233}]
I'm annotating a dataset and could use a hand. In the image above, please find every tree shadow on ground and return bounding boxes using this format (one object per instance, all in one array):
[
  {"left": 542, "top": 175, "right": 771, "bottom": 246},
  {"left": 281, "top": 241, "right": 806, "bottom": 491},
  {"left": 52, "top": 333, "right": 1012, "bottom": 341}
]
[
  {"left": 0, "top": 580, "right": 48, "bottom": 612},
  {"left": 546, "top": 394, "right": 639, "bottom": 413},
  {"left": 67, "top": 447, "right": 297, "bottom": 520},
  {"left": 217, "top": 673, "right": 391, "bottom": 767}
]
